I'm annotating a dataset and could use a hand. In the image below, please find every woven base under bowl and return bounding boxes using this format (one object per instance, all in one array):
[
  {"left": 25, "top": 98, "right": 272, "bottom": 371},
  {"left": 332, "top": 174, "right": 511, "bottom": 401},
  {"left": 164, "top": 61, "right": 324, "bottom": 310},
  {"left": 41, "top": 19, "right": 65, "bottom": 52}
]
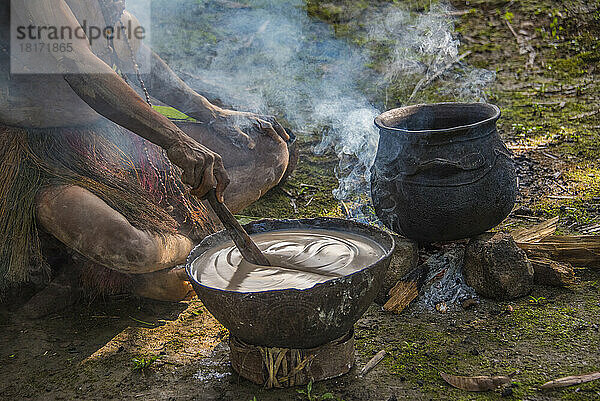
[{"left": 230, "top": 331, "right": 355, "bottom": 389}]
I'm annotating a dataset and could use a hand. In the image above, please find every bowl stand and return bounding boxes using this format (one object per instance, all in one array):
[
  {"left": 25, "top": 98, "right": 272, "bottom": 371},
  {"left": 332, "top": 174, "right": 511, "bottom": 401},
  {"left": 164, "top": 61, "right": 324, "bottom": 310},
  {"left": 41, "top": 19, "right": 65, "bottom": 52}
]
[{"left": 229, "top": 331, "right": 355, "bottom": 388}]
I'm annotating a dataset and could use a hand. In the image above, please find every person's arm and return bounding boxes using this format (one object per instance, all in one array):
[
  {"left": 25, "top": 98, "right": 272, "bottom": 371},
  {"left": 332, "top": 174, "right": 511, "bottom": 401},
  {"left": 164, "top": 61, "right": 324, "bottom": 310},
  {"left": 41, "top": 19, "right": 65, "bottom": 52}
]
[
  {"left": 138, "top": 44, "right": 289, "bottom": 143},
  {"left": 63, "top": 72, "right": 229, "bottom": 199},
  {"left": 142, "top": 47, "right": 219, "bottom": 122},
  {"left": 18, "top": 0, "right": 229, "bottom": 200}
]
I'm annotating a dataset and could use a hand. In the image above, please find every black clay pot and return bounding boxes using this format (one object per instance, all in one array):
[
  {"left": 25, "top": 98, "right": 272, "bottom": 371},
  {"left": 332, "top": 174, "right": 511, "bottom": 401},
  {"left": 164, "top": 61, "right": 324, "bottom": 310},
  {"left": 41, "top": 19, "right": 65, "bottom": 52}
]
[
  {"left": 186, "top": 218, "right": 394, "bottom": 349},
  {"left": 370, "top": 103, "right": 517, "bottom": 242}
]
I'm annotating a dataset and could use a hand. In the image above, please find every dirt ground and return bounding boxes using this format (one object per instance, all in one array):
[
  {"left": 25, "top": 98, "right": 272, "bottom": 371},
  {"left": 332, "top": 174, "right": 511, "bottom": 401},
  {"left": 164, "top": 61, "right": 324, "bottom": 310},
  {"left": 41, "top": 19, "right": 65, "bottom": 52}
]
[{"left": 1, "top": 0, "right": 599, "bottom": 400}]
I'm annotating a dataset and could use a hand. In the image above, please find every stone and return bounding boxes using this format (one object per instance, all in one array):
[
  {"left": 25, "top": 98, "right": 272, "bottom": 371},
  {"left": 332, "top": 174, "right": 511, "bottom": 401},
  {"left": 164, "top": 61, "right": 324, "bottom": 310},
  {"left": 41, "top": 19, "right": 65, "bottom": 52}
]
[
  {"left": 374, "top": 233, "right": 419, "bottom": 304},
  {"left": 463, "top": 232, "right": 534, "bottom": 300}
]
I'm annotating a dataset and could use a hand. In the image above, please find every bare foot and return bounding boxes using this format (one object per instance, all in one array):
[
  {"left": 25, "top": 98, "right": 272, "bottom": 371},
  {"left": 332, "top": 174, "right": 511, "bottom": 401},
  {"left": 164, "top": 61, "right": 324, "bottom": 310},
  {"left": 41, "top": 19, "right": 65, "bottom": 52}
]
[
  {"left": 133, "top": 267, "right": 195, "bottom": 302},
  {"left": 19, "top": 269, "right": 82, "bottom": 319}
]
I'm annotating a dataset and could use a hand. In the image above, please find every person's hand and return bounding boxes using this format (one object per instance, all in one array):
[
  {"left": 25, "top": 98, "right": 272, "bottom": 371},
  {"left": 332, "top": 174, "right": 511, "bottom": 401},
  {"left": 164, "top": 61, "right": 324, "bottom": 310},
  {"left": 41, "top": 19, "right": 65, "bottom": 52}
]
[
  {"left": 166, "top": 136, "right": 230, "bottom": 202},
  {"left": 192, "top": 108, "right": 290, "bottom": 149}
]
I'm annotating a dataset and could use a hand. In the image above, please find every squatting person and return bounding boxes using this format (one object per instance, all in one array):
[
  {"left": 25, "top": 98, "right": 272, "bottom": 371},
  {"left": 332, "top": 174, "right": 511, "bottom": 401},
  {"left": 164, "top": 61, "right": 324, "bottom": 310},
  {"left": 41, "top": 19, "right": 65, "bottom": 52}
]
[{"left": 0, "top": 0, "right": 293, "bottom": 316}]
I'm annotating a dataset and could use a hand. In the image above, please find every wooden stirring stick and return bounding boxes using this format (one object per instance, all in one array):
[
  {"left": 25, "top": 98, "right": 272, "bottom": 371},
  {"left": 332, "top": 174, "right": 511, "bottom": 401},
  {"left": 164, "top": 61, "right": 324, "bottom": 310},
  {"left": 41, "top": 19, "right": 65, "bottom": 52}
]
[{"left": 203, "top": 188, "right": 271, "bottom": 266}]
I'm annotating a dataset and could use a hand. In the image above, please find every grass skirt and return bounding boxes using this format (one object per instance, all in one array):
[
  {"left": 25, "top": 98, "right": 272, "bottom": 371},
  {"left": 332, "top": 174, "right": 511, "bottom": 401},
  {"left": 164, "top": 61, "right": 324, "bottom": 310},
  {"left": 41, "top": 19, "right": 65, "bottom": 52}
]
[{"left": 0, "top": 120, "right": 214, "bottom": 294}]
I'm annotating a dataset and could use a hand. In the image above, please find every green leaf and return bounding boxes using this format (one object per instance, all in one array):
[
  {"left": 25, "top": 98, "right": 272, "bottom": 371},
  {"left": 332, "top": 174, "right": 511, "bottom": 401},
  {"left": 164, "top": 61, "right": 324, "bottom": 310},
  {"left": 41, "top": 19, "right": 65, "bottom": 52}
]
[{"left": 153, "top": 106, "right": 196, "bottom": 121}]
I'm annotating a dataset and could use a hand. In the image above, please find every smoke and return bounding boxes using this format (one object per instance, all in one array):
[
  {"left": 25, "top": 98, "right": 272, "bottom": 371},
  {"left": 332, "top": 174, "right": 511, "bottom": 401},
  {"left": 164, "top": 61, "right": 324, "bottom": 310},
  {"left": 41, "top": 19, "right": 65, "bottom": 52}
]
[
  {"left": 148, "top": 0, "right": 494, "bottom": 206},
  {"left": 366, "top": 3, "right": 495, "bottom": 103}
]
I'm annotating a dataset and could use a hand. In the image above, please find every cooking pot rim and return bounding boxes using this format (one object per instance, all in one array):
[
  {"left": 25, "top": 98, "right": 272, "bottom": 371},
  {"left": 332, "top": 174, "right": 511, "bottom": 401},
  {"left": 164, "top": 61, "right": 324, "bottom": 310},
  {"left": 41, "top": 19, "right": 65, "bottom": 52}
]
[
  {"left": 374, "top": 102, "right": 500, "bottom": 134},
  {"left": 185, "top": 217, "right": 395, "bottom": 295}
]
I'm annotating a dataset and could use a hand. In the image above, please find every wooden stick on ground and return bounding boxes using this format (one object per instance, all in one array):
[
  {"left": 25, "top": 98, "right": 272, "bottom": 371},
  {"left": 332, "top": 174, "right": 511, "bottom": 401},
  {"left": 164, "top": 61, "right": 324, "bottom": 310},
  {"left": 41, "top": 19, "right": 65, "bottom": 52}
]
[
  {"left": 512, "top": 216, "right": 598, "bottom": 275},
  {"left": 540, "top": 372, "right": 600, "bottom": 389},
  {"left": 358, "top": 350, "right": 387, "bottom": 378},
  {"left": 505, "top": 18, "right": 536, "bottom": 69},
  {"left": 518, "top": 236, "right": 600, "bottom": 268},
  {"left": 512, "top": 216, "right": 559, "bottom": 243},
  {"left": 529, "top": 257, "right": 576, "bottom": 287}
]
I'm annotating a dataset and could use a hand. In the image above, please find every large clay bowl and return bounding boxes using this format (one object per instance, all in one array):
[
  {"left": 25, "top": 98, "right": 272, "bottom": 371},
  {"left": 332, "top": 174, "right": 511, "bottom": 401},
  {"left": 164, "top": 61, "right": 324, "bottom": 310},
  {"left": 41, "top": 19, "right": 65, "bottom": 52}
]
[{"left": 186, "top": 218, "right": 394, "bottom": 349}]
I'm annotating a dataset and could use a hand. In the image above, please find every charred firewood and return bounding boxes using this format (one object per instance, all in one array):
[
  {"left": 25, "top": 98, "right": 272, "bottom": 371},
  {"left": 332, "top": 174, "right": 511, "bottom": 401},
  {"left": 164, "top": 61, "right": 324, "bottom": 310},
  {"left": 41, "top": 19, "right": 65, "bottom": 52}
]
[
  {"left": 383, "top": 264, "right": 428, "bottom": 314},
  {"left": 529, "top": 257, "right": 576, "bottom": 287}
]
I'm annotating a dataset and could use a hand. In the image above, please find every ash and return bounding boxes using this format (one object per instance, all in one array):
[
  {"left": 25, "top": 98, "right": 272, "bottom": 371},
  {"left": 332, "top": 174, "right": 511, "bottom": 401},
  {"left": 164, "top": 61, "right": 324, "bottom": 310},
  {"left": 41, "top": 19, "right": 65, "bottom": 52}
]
[
  {"left": 416, "top": 245, "right": 477, "bottom": 311},
  {"left": 193, "top": 345, "right": 232, "bottom": 383},
  {"left": 343, "top": 198, "right": 479, "bottom": 311}
]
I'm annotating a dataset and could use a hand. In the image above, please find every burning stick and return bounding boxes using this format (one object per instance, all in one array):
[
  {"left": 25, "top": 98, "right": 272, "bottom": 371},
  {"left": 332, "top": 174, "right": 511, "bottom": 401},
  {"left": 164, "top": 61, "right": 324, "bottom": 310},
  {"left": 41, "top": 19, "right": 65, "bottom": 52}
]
[{"left": 383, "top": 264, "right": 428, "bottom": 314}]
